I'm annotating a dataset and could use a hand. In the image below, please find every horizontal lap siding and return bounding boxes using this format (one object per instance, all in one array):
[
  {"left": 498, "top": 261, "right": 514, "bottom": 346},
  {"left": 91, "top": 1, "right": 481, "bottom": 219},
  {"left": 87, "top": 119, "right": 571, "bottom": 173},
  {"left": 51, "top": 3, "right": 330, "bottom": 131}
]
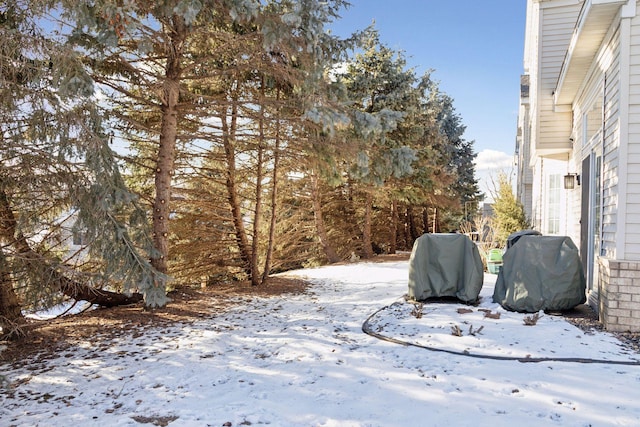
[
  {"left": 627, "top": 234, "right": 640, "bottom": 245},
  {"left": 628, "top": 213, "right": 640, "bottom": 223},
  {"left": 625, "top": 11, "right": 640, "bottom": 259},
  {"left": 538, "top": 4, "right": 581, "bottom": 146},
  {"left": 528, "top": 2, "right": 580, "bottom": 232},
  {"left": 602, "top": 27, "right": 621, "bottom": 258}
]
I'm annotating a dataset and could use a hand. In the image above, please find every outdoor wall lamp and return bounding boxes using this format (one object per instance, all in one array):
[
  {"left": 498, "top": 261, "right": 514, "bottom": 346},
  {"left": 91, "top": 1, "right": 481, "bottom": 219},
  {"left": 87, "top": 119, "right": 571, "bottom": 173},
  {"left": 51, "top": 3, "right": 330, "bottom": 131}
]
[{"left": 564, "top": 173, "right": 580, "bottom": 189}]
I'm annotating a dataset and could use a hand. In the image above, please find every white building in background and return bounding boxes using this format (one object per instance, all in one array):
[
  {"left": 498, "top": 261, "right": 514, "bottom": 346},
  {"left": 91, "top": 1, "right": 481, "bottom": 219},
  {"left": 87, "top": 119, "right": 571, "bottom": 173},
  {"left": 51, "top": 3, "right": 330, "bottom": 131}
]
[{"left": 518, "top": 0, "right": 640, "bottom": 332}]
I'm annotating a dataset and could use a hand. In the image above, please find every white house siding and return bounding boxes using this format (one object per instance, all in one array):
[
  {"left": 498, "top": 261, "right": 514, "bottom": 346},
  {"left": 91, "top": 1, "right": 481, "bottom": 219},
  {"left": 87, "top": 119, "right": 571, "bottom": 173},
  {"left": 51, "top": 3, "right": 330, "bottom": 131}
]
[
  {"left": 520, "top": 0, "right": 640, "bottom": 331},
  {"left": 530, "top": 157, "right": 541, "bottom": 231},
  {"left": 574, "top": 2, "right": 640, "bottom": 332},
  {"left": 624, "top": 10, "right": 640, "bottom": 260},
  {"left": 566, "top": 182, "right": 582, "bottom": 242},
  {"left": 524, "top": 1, "right": 581, "bottom": 232},
  {"left": 516, "top": 96, "right": 534, "bottom": 220},
  {"left": 601, "top": 25, "right": 622, "bottom": 260},
  {"left": 536, "top": 2, "right": 582, "bottom": 156},
  {"left": 568, "top": 32, "right": 616, "bottom": 254}
]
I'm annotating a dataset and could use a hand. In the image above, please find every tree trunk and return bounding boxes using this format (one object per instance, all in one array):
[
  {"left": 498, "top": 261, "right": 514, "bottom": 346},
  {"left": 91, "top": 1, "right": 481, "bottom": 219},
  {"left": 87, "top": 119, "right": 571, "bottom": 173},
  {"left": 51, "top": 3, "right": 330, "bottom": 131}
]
[
  {"left": 407, "top": 206, "right": 419, "bottom": 244},
  {"left": 432, "top": 207, "right": 438, "bottom": 233},
  {"left": 0, "top": 249, "right": 26, "bottom": 340},
  {"left": 362, "top": 190, "right": 374, "bottom": 259},
  {"left": 422, "top": 207, "right": 429, "bottom": 234},
  {"left": 221, "top": 94, "right": 252, "bottom": 277},
  {"left": 262, "top": 89, "right": 281, "bottom": 282},
  {"left": 389, "top": 199, "right": 398, "bottom": 254},
  {"left": 150, "top": 15, "right": 187, "bottom": 305},
  {"left": 311, "top": 172, "right": 340, "bottom": 263},
  {"left": 402, "top": 207, "right": 411, "bottom": 249},
  {"left": 0, "top": 187, "right": 142, "bottom": 315},
  {"left": 251, "top": 81, "right": 266, "bottom": 286}
]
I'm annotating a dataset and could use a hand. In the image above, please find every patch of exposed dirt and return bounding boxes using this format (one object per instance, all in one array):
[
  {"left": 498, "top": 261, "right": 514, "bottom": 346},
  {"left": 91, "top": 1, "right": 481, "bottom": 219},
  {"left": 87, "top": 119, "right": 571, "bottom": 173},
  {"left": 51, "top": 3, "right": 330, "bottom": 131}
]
[
  {"left": 131, "top": 414, "right": 179, "bottom": 426},
  {"left": 337, "top": 252, "right": 411, "bottom": 265},
  {"left": 0, "top": 276, "right": 309, "bottom": 366},
  {"left": 0, "top": 253, "right": 409, "bottom": 365},
  {"left": 562, "top": 304, "right": 640, "bottom": 353}
]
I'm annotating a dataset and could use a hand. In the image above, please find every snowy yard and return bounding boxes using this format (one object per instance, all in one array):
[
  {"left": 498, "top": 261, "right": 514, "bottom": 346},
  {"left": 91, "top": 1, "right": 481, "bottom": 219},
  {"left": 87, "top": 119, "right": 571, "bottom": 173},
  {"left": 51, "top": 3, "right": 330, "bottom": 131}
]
[{"left": 1, "top": 260, "right": 640, "bottom": 426}]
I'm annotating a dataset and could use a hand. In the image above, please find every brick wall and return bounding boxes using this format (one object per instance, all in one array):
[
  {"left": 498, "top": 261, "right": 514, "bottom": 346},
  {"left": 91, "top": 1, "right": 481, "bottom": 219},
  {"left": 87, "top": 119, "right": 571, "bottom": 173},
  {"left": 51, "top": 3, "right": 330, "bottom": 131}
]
[{"left": 598, "top": 258, "right": 640, "bottom": 332}]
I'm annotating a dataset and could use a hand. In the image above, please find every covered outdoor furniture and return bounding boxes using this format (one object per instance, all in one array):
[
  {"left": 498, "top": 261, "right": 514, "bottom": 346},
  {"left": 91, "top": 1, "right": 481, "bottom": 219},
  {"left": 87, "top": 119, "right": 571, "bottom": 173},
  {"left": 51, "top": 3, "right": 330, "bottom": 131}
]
[
  {"left": 493, "top": 235, "right": 586, "bottom": 312},
  {"left": 506, "top": 229, "right": 542, "bottom": 249},
  {"left": 408, "top": 233, "right": 484, "bottom": 303}
]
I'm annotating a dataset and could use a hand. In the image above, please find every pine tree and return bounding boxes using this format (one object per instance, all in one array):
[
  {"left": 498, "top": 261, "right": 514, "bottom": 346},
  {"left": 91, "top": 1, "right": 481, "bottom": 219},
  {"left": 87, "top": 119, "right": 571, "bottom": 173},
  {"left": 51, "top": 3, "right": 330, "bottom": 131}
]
[
  {"left": 434, "top": 93, "right": 483, "bottom": 228},
  {"left": 70, "top": 0, "right": 355, "bottom": 288},
  {"left": 0, "top": 1, "right": 159, "bottom": 337},
  {"left": 59, "top": 0, "right": 270, "bottom": 302},
  {"left": 339, "top": 31, "right": 418, "bottom": 258},
  {"left": 384, "top": 73, "right": 457, "bottom": 246}
]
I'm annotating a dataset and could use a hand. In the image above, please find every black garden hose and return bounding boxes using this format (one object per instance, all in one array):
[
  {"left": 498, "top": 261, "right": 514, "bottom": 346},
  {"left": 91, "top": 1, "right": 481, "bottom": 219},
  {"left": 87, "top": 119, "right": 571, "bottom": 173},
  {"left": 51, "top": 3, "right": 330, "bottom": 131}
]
[{"left": 362, "top": 302, "right": 640, "bottom": 366}]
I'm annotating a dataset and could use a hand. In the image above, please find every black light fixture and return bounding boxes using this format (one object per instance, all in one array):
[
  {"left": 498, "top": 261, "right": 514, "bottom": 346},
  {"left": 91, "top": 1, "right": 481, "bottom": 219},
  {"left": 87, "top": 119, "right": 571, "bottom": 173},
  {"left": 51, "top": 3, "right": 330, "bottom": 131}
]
[{"left": 564, "top": 173, "right": 580, "bottom": 189}]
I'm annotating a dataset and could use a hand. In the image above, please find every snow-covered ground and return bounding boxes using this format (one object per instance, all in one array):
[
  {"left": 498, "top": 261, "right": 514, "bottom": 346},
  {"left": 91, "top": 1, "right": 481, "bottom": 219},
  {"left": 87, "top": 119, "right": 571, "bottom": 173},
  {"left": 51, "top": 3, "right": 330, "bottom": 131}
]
[{"left": 1, "top": 260, "right": 640, "bottom": 426}]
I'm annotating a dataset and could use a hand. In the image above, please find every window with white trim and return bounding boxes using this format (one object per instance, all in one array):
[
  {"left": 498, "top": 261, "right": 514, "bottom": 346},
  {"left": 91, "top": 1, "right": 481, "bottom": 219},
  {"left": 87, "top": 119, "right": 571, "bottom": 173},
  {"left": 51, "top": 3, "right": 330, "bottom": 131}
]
[{"left": 547, "top": 174, "right": 561, "bottom": 234}]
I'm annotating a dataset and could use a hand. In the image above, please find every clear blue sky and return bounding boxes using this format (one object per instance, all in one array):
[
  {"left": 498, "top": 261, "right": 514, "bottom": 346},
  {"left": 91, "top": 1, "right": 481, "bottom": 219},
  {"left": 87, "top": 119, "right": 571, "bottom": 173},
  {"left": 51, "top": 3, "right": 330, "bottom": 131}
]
[{"left": 329, "top": 0, "right": 527, "bottom": 195}]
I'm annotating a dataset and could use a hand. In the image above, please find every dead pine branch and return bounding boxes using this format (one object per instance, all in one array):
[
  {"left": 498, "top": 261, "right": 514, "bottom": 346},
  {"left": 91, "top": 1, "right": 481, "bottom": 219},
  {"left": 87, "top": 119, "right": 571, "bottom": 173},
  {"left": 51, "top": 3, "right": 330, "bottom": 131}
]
[
  {"left": 411, "top": 303, "right": 424, "bottom": 319},
  {"left": 523, "top": 312, "right": 542, "bottom": 326},
  {"left": 0, "top": 315, "right": 27, "bottom": 341},
  {"left": 468, "top": 325, "right": 484, "bottom": 336},
  {"left": 450, "top": 324, "right": 463, "bottom": 336}
]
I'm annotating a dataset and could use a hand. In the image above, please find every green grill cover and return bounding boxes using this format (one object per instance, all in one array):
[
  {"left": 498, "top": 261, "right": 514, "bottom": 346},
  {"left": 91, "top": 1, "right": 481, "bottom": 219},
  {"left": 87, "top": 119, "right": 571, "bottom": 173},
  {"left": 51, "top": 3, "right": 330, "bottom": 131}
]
[
  {"left": 493, "top": 235, "right": 586, "bottom": 312},
  {"left": 408, "top": 233, "right": 484, "bottom": 303}
]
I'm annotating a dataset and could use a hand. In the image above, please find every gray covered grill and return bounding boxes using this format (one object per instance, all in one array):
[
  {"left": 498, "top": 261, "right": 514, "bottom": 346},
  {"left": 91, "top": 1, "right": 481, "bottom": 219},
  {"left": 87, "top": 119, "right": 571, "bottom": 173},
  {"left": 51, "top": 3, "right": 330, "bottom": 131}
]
[
  {"left": 492, "top": 235, "right": 586, "bottom": 312},
  {"left": 408, "top": 233, "right": 484, "bottom": 303}
]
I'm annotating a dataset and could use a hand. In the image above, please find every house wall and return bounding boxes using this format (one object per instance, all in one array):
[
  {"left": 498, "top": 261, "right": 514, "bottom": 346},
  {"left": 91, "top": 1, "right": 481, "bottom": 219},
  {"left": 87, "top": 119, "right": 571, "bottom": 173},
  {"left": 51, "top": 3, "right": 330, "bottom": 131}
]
[
  {"left": 624, "top": 6, "right": 640, "bottom": 259},
  {"left": 602, "top": 24, "right": 622, "bottom": 261},
  {"left": 534, "top": 1, "right": 581, "bottom": 157},
  {"left": 522, "top": 0, "right": 640, "bottom": 332},
  {"left": 530, "top": 157, "right": 543, "bottom": 231},
  {"left": 570, "top": 24, "right": 620, "bottom": 255},
  {"left": 568, "top": 1, "right": 640, "bottom": 332},
  {"left": 523, "top": 0, "right": 582, "bottom": 226},
  {"left": 516, "top": 96, "right": 534, "bottom": 220},
  {"left": 569, "top": 18, "right": 619, "bottom": 310},
  {"left": 599, "top": 258, "right": 640, "bottom": 331},
  {"left": 597, "top": 2, "right": 640, "bottom": 331}
]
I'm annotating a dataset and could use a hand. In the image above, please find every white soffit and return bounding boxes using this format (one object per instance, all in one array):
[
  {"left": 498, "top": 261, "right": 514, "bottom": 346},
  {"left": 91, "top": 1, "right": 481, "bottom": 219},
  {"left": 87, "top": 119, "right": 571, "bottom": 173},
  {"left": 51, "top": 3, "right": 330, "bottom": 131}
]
[{"left": 554, "top": 0, "right": 627, "bottom": 106}]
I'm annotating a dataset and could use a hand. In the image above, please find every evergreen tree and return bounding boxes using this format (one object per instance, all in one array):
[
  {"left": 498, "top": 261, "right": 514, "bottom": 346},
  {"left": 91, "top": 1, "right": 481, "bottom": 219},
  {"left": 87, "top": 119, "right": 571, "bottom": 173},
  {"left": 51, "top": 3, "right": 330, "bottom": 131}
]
[
  {"left": 491, "top": 172, "right": 529, "bottom": 245},
  {"left": 66, "top": 0, "right": 355, "bottom": 288},
  {"left": 338, "top": 31, "right": 417, "bottom": 258},
  {"left": 435, "top": 93, "right": 483, "bottom": 228},
  {"left": 387, "top": 74, "right": 458, "bottom": 245},
  {"left": 0, "top": 0, "right": 158, "bottom": 337},
  {"left": 60, "top": 0, "right": 275, "bottom": 301},
  {"left": 190, "top": 0, "right": 354, "bottom": 284}
]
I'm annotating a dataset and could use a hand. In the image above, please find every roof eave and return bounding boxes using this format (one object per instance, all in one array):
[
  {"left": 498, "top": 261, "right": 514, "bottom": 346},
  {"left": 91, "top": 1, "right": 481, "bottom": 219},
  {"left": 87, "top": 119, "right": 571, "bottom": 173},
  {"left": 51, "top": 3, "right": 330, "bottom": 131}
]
[{"left": 554, "top": 0, "right": 627, "bottom": 107}]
